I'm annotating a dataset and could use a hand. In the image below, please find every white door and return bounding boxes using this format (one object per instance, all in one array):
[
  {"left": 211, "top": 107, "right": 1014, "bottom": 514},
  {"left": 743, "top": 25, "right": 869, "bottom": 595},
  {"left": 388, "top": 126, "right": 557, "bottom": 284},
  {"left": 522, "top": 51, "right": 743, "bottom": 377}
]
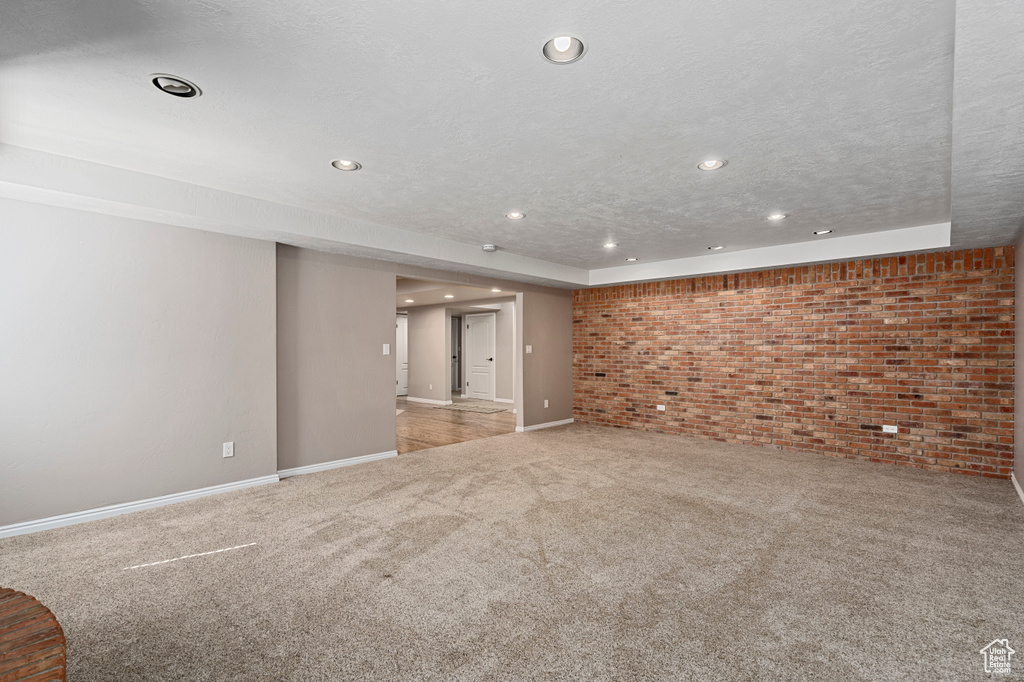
[
  {"left": 396, "top": 315, "right": 409, "bottom": 396},
  {"left": 465, "top": 313, "right": 495, "bottom": 401}
]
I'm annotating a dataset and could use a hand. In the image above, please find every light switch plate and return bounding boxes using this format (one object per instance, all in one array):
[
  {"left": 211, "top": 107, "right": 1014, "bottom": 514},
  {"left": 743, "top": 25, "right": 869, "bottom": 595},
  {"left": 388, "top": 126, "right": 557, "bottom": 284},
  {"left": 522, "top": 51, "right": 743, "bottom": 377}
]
[
  {"left": 383, "top": 343, "right": 391, "bottom": 355},
  {"left": 526, "top": 345, "right": 533, "bottom": 354}
]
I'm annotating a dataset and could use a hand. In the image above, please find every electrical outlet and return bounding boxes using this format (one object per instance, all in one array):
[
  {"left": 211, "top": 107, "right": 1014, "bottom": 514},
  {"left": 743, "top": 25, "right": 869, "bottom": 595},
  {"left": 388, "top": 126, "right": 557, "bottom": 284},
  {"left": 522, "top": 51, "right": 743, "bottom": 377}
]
[
  {"left": 656, "top": 405, "right": 666, "bottom": 411},
  {"left": 429, "top": 383, "right": 432, "bottom": 391},
  {"left": 544, "top": 399, "right": 548, "bottom": 408},
  {"left": 223, "top": 442, "right": 234, "bottom": 458},
  {"left": 882, "top": 425, "right": 898, "bottom": 434},
  {"left": 525, "top": 345, "right": 533, "bottom": 354},
  {"left": 383, "top": 343, "right": 390, "bottom": 355}
]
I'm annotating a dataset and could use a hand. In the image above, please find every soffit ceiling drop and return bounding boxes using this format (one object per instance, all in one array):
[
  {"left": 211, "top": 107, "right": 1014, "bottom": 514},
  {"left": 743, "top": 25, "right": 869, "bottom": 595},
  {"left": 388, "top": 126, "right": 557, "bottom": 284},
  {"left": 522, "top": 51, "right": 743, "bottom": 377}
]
[{"left": 0, "top": 0, "right": 1020, "bottom": 286}]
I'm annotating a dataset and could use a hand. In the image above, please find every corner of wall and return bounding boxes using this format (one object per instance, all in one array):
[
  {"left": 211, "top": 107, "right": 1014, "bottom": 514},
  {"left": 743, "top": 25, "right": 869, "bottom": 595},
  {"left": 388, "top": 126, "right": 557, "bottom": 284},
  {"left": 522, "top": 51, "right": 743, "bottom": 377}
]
[{"left": 1014, "top": 234, "right": 1023, "bottom": 485}]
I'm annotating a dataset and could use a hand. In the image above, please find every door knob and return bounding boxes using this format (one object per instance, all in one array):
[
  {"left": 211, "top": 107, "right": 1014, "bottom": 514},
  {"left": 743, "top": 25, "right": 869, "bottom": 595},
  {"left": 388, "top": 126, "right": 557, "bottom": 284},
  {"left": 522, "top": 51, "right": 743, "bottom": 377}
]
[{"left": 488, "top": 357, "right": 494, "bottom": 361}]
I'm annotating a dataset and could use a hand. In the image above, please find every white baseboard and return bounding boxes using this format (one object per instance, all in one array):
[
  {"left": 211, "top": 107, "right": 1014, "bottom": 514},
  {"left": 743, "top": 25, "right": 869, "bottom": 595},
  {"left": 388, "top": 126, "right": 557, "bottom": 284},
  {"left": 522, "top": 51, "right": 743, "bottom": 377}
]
[
  {"left": 516, "top": 418, "right": 575, "bottom": 433},
  {"left": 494, "top": 398, "right": 514, "bottom": 404},
  {"left": 278, "top": 450, "right": 398, "bottom": 479},
  {"left": 1012, "top": 473, "right": 1024, "bottom": 509},
  {"left": 460, "top": 394, "right": 467, "bottom": 399},
  {"left": 0, "top": 474, "right": 280, "bottom": 539},
  {"left": 406, "top": 397, "right": 453, "bottom": 406}
]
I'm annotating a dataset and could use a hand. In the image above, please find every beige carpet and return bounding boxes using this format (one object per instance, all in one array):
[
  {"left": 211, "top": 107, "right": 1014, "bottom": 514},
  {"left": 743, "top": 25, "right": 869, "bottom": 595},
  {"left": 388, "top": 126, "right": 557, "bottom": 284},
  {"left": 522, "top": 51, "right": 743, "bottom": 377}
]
[{"left": 1, "top": 424, "right": 1022, "bottom": 681}]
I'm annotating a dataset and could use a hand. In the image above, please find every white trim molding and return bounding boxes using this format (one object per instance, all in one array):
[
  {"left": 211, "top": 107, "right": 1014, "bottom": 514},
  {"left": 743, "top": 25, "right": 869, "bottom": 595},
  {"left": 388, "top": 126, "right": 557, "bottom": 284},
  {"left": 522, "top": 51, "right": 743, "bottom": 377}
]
[
  {"left": 1012, "top": 473, "right": 1024, "bottom": 509},
  {"left": 516, "top": 418, "right": 575, "bottom": 433},
  {"left": 494, "top": 398, "right": 514, "bottom": 404},
  {"left": 278, "top": 450, "right": 398, "bottom": 479},
  {"left": 405, "top": 397, "right": 453, "bottom": 406},
  {"left": 0, "top": 475, "right": 280, "bottom": 539}
]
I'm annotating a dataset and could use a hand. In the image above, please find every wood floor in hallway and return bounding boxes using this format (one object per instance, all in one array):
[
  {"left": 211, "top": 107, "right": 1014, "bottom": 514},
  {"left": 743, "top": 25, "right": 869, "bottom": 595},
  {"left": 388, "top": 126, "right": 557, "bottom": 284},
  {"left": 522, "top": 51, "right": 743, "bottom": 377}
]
[{"left": 396, "top": 396, "right": 516, "bottom": 454}]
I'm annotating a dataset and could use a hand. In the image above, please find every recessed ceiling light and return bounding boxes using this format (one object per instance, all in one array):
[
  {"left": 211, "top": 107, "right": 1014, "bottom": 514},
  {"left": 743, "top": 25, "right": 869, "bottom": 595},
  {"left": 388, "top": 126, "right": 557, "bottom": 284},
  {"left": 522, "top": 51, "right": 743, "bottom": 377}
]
[
  {"left": 814, "top": 229, "right": 833, "bottom": 235},
  {"left": 505, "top": 212, "right": 525, "bottom": 220},
  {"left": 708, "top": 245, "right": 724, "bottom": 251},
  {"left": 767, "top": 213, "right": 788, "bottom": 221},
  {"left": 331, "top": 159, "right": 361, "bottom": 171},
  {"left": 626, "top": 257, "right": 639, "bottom": 262},
  {"left": 697, "top": 160, "right": 726, "bottom": 171},
  {"left": 151, "top": 74, "right": 201, "bottom": 98},
  {"left": 444, "top": 294, "right": 455, "bottom": 299},
  {"left": 491, "top": 288, "right": 502, "bottom": 292},
  {"left": 604, "top": 242, "right": 617, "bottom": 249},
  {"left": 542, "top": 35, "right": 585, "bottom": 64},
  {"left": 405, "top": 299, "right": 414, "bottom": 303}
]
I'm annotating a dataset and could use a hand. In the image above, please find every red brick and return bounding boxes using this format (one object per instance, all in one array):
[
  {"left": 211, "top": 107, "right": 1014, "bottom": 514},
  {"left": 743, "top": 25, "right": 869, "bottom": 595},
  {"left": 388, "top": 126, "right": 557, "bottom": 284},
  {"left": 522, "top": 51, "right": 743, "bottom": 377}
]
[{"left": 573, "top": 247, "right": 1015, "bottom": 479}]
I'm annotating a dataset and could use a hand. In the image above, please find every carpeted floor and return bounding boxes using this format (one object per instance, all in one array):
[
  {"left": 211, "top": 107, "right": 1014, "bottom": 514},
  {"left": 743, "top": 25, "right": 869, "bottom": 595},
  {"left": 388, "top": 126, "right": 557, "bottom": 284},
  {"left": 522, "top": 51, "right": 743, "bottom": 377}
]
[{"left": 1, "top": 424, "right": 1022, "bottom": 681}]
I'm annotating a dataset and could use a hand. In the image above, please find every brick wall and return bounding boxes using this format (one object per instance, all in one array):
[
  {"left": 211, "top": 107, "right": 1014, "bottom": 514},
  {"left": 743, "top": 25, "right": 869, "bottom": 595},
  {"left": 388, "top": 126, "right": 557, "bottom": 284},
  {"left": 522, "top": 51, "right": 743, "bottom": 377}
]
[{"left": 573, "top": 248, "right": 1015, "bottom": 478}]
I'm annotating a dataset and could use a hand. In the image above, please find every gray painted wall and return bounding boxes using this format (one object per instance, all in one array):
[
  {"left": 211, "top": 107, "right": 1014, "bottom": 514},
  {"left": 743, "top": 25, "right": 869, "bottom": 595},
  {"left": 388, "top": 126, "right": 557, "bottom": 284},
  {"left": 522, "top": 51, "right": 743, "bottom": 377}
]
[
  {"left": 277, "top": 245, "right": 397, "bottom": 470},
  {"left": 0, "top": 199, "right": 278, "bottom": 526},
  {"left": 1016, "top": 230, "right": 1023, "bottom": 487},
  {"left": 407, "top": 306, "right": 451, "bottom": 402},
  {"left": 517, "top": 290, "right": 574, "bottom": 428},
  {"left": 495, "top": 302, "right": 515, "bottom": 402},
  {"left": 1, "top": 218, "right": 575, "bottom": 529}
]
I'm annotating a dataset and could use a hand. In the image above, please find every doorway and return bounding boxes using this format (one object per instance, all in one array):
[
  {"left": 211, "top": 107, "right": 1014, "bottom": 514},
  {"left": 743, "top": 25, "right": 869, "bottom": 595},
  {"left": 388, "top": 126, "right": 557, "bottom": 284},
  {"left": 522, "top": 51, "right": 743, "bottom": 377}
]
[
  {"left": 464, "top": 312, "right": 496, "bottom": 401},
  {"left": 394, "top": 277, "right": 516, "bottom": 454},
  {"left": 451, "top": 315, "right": 462, "bottom": 395},
  {"left": 396, "top": 314, "right": 408, "bottom": 396}
]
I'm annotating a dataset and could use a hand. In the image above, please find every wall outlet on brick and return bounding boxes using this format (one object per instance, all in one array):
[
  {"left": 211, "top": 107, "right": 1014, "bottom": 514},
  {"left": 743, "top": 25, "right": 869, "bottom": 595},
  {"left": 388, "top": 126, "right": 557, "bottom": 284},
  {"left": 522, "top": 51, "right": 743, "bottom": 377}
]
[
  {"left": 882, "top": 425, "right": 898, "bottom": 434},
  {"left": 656, "top": 405, "right": 666, "bottom": 411}
]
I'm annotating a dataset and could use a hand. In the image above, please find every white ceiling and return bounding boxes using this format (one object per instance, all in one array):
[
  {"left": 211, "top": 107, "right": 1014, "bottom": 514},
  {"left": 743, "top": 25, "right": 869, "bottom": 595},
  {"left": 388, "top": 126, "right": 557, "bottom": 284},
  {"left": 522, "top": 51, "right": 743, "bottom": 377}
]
[
  {"left": 396, "top": 278, "right": 512, "bottom": 309},
  {"left": 950, "top": 0, "right": 1024, "bottom": 248},
  {"left": 0, "top": 0, "right": 1020, "bottom": 286}
]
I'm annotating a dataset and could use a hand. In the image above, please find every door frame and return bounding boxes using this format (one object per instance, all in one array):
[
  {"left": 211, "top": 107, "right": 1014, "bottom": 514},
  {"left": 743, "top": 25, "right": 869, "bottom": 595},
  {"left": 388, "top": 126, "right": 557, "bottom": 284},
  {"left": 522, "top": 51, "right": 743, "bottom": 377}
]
[
  {"left": 451, "top": 315, "right": 462, "bottom": 394},
  {"left": 464, "top": 312, "right": 496, "bottom": 401}
]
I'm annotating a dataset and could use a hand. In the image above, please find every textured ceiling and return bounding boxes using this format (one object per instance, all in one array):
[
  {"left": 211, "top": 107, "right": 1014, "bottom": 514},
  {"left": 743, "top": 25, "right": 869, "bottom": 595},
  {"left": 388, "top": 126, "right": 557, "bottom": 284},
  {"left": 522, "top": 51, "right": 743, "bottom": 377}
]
[
  {"left": 0, "top": 0, "right": 1019, "bottom": 276},
  {"left": 950, "top": 0, "right": 1024, "bottom": 248}
]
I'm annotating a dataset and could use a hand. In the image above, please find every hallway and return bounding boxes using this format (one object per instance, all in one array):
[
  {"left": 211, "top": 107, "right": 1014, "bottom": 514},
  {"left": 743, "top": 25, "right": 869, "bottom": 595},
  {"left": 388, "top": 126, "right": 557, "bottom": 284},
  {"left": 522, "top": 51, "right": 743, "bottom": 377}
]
[{"left": 396, "top": 396, "right": 516, "bottom": 454}]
